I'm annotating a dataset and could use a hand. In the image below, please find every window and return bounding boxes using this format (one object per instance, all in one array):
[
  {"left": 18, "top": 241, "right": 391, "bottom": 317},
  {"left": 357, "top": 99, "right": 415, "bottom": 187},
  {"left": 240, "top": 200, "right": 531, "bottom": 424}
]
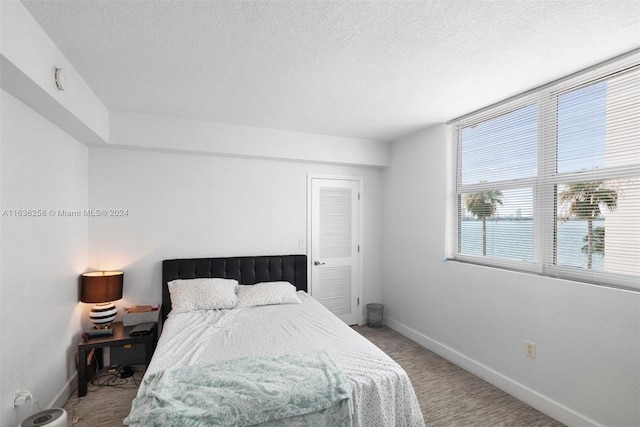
[{"left": 450, "top": 51, "right": 640, "bottom": 290}]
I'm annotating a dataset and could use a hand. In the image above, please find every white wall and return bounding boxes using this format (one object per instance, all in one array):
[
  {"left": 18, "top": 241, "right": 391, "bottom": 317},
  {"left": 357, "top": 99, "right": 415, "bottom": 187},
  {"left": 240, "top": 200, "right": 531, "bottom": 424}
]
[
  {"left": 110, "top": 111, "right": 390, "bottom": 167},
  {"left": 0, "top": 90, "right": 88, "bottom": 426},
  {"left": 88, "top": 147, "right": 383, "bottom": 321},
  {"left": 382, "top": 124, "right": 640, "bottom": 427}
]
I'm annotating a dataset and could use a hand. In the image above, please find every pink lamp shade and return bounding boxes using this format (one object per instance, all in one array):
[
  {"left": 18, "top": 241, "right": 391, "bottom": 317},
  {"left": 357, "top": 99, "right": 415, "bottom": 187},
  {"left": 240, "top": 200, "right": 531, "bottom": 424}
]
[{"left": 80, "top": 271, "right": 123, "bottom": 328}]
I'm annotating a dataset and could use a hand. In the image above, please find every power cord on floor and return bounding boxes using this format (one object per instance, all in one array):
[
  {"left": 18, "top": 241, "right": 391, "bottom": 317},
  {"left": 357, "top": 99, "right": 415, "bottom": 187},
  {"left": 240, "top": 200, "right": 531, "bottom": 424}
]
[
  {"left": 68, "top": 365, "right": 145, "bottom": 425},
  {"left": 89, "top": 365, "right": 145, "bottom": 390}
]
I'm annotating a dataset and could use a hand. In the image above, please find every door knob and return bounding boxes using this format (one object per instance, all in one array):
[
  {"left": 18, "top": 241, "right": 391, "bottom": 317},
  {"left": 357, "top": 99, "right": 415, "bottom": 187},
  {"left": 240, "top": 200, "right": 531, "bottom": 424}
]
[{"left": 314, "top": 260, "right": 326, "bottom": 265}]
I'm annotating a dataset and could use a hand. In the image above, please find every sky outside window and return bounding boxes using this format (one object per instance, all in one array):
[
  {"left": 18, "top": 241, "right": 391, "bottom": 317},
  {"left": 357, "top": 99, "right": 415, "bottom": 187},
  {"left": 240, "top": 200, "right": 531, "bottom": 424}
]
[
  {"left": 557, "top": 81, "right": 607, "bottom": 173},
  {"left": 461, "top": 83, "right": 609, "bottom": 218},
  {"left": 460, "top": 104, "right": 538, "bottom": 186}
]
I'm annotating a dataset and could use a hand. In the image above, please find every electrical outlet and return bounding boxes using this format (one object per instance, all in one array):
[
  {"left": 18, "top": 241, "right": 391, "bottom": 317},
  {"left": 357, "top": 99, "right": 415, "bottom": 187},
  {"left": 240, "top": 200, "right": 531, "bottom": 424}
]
[
  {"left": 525, "top": 341, "right": 536, "bottom": 358},
  {"left": 13, "top": 390, "right": 31, "bottom": 407}
]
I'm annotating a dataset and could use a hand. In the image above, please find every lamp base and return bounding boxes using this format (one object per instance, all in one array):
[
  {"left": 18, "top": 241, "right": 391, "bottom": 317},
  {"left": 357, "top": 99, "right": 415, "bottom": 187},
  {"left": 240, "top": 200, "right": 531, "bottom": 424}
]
[
  {"left": 89, "top": 302, "right": 118, "bottom": 329},
  {"left": 93, "top": 324, "right": 112, "bottom": 330}
]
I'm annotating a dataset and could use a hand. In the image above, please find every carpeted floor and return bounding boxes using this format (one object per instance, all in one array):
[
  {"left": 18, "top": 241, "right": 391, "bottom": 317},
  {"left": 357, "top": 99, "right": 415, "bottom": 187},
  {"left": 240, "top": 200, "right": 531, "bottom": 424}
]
[
  {"left": 353, "top": 326, "right": 564, "bottom": 427},
  {"left": 64, "top": 368, "right": 142, "bottom": 427},
  {"left": 63, "top": 325, "right": 564, "bottom": 426}
]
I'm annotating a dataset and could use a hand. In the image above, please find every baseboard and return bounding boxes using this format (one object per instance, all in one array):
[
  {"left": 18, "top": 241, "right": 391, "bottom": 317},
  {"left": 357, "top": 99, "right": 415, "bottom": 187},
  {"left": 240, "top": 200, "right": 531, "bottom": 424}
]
[
  {"left": 48, "top": 372, "right": 76, "bottom": 409},
  {"left": 385, "top": 317, "right": 602, "bottom": 427}
]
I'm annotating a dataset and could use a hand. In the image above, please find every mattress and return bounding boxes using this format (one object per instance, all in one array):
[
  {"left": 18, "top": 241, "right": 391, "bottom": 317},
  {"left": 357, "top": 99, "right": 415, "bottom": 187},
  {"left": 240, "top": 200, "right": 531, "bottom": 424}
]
[{"left": 145, "top": 292, "right": 425, "bottom": 426}]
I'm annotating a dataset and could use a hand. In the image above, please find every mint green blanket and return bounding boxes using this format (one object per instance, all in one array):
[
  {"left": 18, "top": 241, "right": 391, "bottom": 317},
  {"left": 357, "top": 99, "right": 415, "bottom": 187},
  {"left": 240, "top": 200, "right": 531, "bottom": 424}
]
[{"left": 124, "top": 350, "right": 352, "bottom": 426}]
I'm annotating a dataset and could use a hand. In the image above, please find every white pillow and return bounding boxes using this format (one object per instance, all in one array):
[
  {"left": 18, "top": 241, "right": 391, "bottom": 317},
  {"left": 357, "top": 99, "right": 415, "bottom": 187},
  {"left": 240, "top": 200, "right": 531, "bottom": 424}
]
[
  {"left": 168, "top": 278, "right": 238, "bottom": 313},
  {"left": 236, "top": 281, "right": 301, "bottom": 308}
]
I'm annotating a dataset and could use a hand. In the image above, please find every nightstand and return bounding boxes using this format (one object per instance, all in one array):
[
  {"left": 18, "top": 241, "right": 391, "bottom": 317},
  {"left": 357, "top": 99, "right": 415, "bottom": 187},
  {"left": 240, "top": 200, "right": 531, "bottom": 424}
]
[{"left": 77, "top": 321, "right": 157, "bottom": 397}]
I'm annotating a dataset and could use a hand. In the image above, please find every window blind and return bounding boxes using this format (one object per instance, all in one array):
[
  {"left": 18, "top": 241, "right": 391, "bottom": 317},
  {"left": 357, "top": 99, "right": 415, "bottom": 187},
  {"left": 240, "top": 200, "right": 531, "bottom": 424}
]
[{"left": 451, "top": 50, "right": 640, "bottom": 291}]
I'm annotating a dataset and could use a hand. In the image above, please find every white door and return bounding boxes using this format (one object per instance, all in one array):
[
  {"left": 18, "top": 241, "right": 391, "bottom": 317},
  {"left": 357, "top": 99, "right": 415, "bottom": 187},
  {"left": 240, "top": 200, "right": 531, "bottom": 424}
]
[{"left": 309, "top": 177, "right": 360, "bottom": 325}]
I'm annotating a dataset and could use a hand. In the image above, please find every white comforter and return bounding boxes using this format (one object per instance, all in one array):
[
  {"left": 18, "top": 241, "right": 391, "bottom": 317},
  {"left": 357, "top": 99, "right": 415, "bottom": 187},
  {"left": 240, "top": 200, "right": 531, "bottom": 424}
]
[{"left": 147, "top": 292, "right": 425, "bottom": 427}]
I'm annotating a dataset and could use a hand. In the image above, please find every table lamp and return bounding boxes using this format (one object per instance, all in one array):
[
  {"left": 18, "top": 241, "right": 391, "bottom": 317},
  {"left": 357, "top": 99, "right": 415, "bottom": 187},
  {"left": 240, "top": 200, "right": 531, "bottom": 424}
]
[{"left": 80, "top": 271, "right": 124, "bottom": 330}]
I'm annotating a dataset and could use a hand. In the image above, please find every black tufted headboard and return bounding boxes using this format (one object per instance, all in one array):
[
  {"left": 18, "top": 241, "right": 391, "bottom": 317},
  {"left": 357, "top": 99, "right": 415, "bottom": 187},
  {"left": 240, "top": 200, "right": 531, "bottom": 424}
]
[{"left": 162, "top": 255, "right": 307, "bottom": 322}]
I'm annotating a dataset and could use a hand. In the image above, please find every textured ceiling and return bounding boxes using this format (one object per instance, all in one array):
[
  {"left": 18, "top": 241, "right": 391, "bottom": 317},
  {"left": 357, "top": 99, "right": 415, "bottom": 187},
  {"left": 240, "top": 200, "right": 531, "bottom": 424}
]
[{"left": 21, "top": 0, "right": 640, "bottom": 142}]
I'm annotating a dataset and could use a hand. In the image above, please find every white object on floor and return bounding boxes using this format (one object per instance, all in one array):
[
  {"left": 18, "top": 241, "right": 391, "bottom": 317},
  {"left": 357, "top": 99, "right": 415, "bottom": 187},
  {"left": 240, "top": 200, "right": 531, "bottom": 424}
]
[{"left": 19, "top": 408, "right": 67, "bottom": 427}]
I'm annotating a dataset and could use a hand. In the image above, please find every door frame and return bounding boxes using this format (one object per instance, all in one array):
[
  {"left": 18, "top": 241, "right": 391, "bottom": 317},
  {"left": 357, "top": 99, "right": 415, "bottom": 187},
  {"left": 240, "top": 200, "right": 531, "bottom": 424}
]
[{"left": 307, "top": 173, "right": 364, "bottom": 325}]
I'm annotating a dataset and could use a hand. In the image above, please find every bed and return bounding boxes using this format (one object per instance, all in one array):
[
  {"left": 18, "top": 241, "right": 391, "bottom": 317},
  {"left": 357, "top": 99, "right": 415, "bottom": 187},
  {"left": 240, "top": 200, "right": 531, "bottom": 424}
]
[{"left": 125, "top": 255, "right": 424, "bottom": 426}]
